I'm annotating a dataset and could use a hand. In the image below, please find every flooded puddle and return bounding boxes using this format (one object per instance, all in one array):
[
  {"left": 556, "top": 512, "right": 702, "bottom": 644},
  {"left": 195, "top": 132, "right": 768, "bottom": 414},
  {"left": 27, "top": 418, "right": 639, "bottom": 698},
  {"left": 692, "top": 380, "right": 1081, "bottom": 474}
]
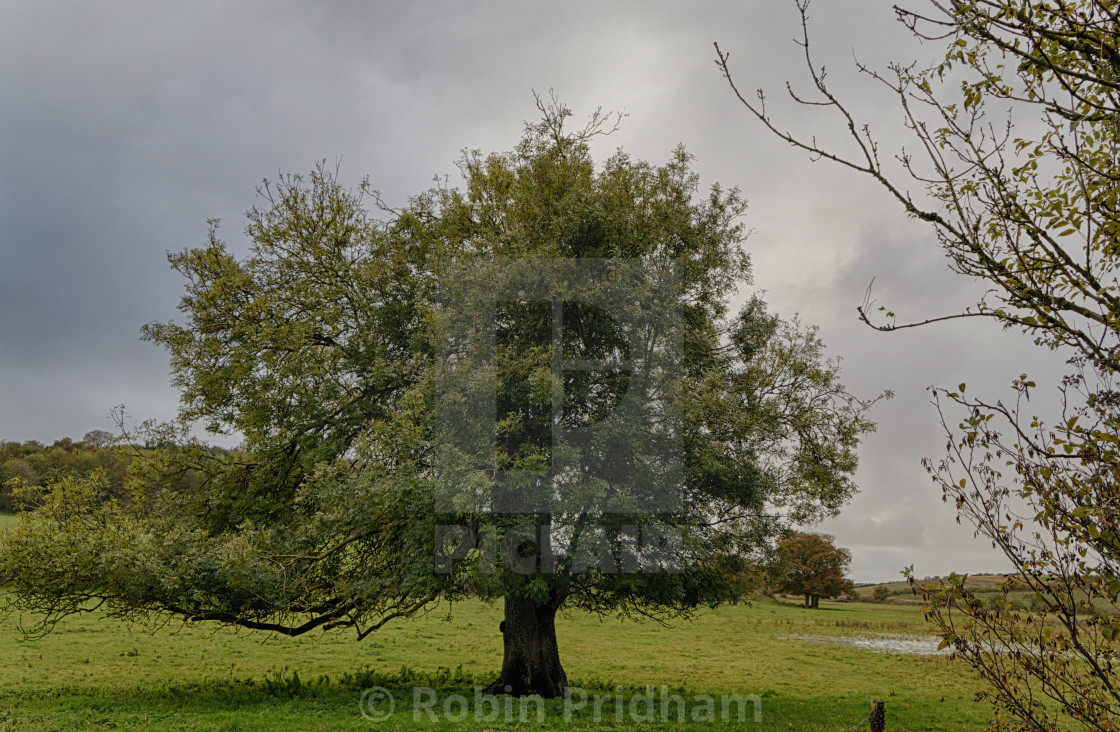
[{"left": 788, "top": 634, "right": 948, "bottom": 655}]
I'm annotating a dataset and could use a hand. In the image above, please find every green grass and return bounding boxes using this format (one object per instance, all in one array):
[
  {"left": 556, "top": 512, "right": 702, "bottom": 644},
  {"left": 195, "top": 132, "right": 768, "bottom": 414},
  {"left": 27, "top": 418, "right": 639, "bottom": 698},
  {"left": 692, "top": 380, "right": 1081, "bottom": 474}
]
[
  {"left": 0, "top": 514, "right": 1066, "bottom": 729},
  {"left": 0, "top": 593, "right": 1013, "bottom": 731}
]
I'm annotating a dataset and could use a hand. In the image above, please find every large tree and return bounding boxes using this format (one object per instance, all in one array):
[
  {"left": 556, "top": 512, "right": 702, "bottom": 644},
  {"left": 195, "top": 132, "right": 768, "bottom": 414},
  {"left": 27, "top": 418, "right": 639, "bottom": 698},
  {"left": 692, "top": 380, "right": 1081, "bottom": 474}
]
[
  {"left": 772, "top": 532, "right": 854, "bottom": 608},
  {"left": 720, "top": 1, "right": 1120, "bottom": 727},
  {"left": 0, "top": 99, "right": 879, "bottom": 698}
]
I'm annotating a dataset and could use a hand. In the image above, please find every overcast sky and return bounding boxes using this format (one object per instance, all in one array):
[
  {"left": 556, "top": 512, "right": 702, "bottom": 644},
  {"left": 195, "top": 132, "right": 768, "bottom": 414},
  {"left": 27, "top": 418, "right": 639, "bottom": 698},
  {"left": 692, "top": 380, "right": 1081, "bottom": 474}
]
[{"left": 0, "top": 1, "right": 1071, "bottom": 582}]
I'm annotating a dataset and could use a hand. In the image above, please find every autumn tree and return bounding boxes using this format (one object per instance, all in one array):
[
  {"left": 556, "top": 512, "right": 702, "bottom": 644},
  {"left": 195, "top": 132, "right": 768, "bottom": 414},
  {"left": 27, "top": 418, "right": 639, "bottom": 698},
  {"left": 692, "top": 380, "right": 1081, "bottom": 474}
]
[
  {"left": 772, "top": 532, "right": 854, "bottom": 608},
  {"left": 720, "top": 0, "right": 1120, "bottom": 728},
  {"left": 0, "top": 99, "right": 880, "bottom": 698},
  {"left": 81, "top": 430, "right": 115, "bottom": 449}
]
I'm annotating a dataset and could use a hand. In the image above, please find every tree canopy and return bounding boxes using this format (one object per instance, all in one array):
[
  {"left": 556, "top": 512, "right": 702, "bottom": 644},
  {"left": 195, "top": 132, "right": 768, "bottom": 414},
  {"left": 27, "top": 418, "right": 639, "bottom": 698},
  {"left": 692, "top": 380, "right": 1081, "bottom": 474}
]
[
  {"left": 0, "top": 98, "right": 880, "bottom": 698},
  {"left": 772, "top": 532, "right": 854, "bottom": 608}
]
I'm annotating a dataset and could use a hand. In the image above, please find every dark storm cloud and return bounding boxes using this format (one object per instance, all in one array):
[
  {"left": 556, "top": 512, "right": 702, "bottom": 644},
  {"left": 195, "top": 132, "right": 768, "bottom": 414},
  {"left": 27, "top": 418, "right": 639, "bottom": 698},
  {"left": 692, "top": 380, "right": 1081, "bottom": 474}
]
[{"left": 0, "top": 1, "right": 1049, "bottom": 579}]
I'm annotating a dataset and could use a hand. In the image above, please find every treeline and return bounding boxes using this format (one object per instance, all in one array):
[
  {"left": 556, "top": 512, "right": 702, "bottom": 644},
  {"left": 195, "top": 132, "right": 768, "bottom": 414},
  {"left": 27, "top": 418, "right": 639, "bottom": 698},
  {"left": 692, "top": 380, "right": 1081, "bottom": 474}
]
[
  {"left": 0, "top": 432, "right": 231, "bottom": 512},
  {"left": 0, "top": 433, "right": 129, "bottom": 512}
]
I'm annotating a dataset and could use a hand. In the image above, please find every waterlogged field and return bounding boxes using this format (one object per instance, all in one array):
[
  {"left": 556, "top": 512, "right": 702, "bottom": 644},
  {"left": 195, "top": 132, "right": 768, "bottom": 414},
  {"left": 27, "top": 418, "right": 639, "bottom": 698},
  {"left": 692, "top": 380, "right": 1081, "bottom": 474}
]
[{"left": 0, "top": 513, "right": 1033, "bottom": 730}]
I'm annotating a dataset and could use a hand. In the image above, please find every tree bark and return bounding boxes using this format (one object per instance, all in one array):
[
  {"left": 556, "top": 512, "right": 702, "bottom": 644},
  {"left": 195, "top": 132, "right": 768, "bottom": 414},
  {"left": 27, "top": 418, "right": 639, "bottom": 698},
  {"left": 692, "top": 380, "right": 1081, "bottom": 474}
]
[
  {"left": 486, "top": 594, "right": 567, "bottom": 698},
  {"left": 804, "top": 593, "right": 811, "bottom": 608}
]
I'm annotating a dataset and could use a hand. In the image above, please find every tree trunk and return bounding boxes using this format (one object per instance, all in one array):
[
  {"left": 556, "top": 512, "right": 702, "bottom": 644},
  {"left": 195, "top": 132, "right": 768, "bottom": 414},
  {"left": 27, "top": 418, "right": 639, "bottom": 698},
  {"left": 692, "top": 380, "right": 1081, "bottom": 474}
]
[
  {"left": 486, "top": 595, "right": 567, "bottom": 698},
  {"left": 804, "top": 593, "right": 811, "bottom": 608}
]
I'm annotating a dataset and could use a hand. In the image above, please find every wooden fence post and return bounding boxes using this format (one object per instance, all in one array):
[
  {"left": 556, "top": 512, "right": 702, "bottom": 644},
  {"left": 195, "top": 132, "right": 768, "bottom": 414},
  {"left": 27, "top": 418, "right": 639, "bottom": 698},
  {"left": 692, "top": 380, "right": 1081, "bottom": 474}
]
[{"left": 870, "top": 700, "right": 885, "bottom": 731}]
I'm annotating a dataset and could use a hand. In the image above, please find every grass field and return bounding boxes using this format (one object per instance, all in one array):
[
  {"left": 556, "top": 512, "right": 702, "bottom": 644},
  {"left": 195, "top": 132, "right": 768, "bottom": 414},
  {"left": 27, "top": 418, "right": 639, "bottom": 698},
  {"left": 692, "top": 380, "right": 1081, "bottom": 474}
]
[{"left": 0, "top": 512, "right": 1046, "bottom": 730}]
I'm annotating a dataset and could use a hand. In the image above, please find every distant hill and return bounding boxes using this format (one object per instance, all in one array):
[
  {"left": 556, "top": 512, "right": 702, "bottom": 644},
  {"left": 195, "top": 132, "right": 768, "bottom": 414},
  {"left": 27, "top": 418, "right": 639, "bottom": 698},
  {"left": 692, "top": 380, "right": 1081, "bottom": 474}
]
[{"left": 852, "top": 574, "right": 1108, "bottom": 611}]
